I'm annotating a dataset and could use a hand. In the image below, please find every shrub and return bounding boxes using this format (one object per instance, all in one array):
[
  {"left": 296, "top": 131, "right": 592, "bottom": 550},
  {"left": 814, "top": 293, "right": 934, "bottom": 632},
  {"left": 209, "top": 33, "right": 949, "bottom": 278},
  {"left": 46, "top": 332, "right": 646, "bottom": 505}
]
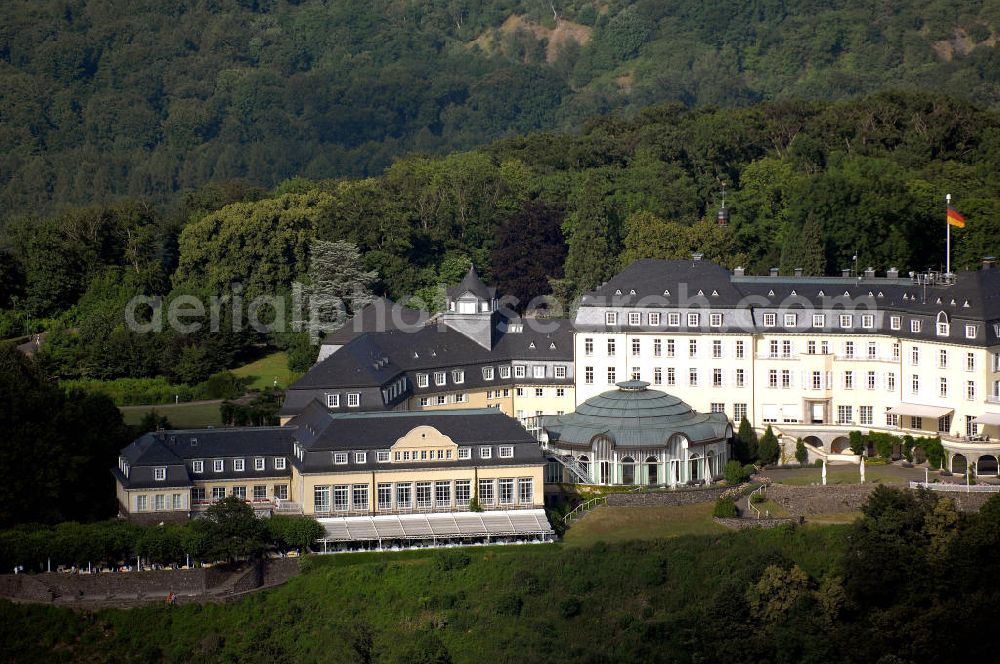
[
  {"left": 757, "top": 426, "right": 779, "bottom": 465},
  {"left": 713, "top": 498, "right": 738, "bottom": 518},
  {"left": 848, "top": 430, "right": 866, "bottom": 456},
  {"left": 493, "top": 593, "right": 523, "bottom": 616},
  {"left": 750, "top": 492, "right": 766, "bottom": 505},
  {"left": 434, "top": 551, "right": 471, "bottom": 572},
  {"left": 724, "top": 460, "right": 750, "bottom": 485},
  {"left": 794, "top": 438, "right": 808, "bottom": 465},
  {"left": 266, "top": 515, "right": 324, "bottom": 551},
  {"left": 560, "top": 597, "right": 582, "bottom": 618},
  {"left": 743, "top": 463, "right": 756, "bottom": 478}
]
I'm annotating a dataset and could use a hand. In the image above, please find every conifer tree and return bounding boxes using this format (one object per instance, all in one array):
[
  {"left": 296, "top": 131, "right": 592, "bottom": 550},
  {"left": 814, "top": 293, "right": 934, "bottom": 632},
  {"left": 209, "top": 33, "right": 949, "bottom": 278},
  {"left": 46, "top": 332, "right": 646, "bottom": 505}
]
[
  {"left": 758, "top": 425, "right": 780, "bottom": 465},
  {"left": 734, "top": 416, "right": 759, "bottom": 463}
]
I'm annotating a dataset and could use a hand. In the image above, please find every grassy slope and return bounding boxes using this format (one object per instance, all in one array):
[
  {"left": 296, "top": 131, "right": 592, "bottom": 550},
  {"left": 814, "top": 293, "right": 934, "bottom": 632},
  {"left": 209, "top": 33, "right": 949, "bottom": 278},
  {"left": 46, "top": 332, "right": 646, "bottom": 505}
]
[
  {"left": 563, "top": 503, "right": 726, "bottom": 546},
  {"left": 119, "top": 401, "right": 223, "bottom": 429},
  {"left": 0, "top": 513, "right": 848, "bottom": 662},
  {"left": 230, "top": 352, "right": 301, "bottom": 391}
]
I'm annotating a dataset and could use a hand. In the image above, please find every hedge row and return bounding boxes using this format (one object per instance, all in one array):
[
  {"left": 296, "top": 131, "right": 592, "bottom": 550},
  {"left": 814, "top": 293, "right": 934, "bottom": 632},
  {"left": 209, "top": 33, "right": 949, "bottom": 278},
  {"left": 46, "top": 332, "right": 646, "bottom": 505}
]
[{"left": 61, "top": 371, "right": 247, "bottom": 406}]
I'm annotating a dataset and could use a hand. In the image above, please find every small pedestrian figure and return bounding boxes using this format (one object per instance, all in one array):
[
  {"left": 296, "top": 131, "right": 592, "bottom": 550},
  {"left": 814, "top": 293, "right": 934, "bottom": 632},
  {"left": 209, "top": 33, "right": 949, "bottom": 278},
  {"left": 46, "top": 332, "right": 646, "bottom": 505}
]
[{"left": 166, "top": 591, "right": 176, "bottom": 606}]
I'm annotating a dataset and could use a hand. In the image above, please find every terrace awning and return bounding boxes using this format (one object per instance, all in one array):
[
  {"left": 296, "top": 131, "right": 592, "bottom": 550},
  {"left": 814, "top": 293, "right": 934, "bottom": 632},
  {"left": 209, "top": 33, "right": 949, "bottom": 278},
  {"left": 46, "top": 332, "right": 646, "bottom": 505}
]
[
  {"left": 887, "top": 403, "right": 954, "bottom": 419},
  {"left": 317, "top": 509, "right": 554, "bottom": 543},
  {"left": 973, "top": 413, "right": 1000, "bottom": 426}
]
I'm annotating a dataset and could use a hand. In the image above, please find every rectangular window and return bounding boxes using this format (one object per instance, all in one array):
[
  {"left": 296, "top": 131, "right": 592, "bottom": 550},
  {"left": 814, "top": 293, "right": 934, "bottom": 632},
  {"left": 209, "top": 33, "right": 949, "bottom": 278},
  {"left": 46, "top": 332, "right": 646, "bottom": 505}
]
[
  {"left": 689, "top": 368, "right": 698, "bottom": 387},
  {"left": 435, "top": 481, "right": 451, "bottom": 508},
  {"left": 769, "top": 369, "right": 779, "bottom": 388},
  {"left": 653, "top": 367, "right": 662, "bottom": 385},
  {"left": 377, "top": 483, "right": 392, "bottom": 510},
  {"left": 893, "top": 343, "right": 900, "bottom": 360},
  {"left": 377, "top": 450, "right": 390, "bottom": 463},
  {"left": 861, "top": 314, "right": 874, "bottom": 329},
  {"left": 416, "top": 482, "right": 432, "bottom": 508},
  {"left": 812, "top": 371, "right": 822, "bottom": 389},
  {"left": 887, "top": 372, "right": 896, "bottom": 391},
  {"left": 837, "top": 405, "right": 853, "bottom": 424},
  {"left": 455, "top": 480, "right": 471, "bottom": 506},
  {"left": 840, "top": 314, "right": 853, "bottom": 329},
  {"left": 499, "top": 366, "right": 511, "bottom": 379},
  {"left": 714, "top": 368, "right": 724, "bottom": 387},
  {"left": 782, "top": 340, "right": 792, "bottom": 358},
  {"left": 334, "top": 452, "right": 348, "bottom": 465},
  {"left": 649, "top": 312, "right": 661, "bottom": 326},
  {"left": 606, "top": 311, "right": 618, "bottom": 325},
  {"left": 868, "top": 342, "right": 877, "bottom": 359},
  {"left": 940, "top": 377, "right": 948, "bottom": 398},
  {"left": 735, "top": 340, "right": 744, "bottom": 359},
  {"left": 532, "top": 365, "right": 545, "bottom": 379},
  {"left": 275, "top": 456, "right": 287, "bottom": 470},
  {"left": 478, "top": 479, "right": 494, "bottom": 505},
  {"left": 844, "top": 371, "right": 854, "bottom": 389},
  {"left": 911, "top": 347, "right": 920, "bottom": 365},
  {"left": 555, "top": 365, "right": 567, "bottom": 379},
  {"left": 498, "top": 478, "right": 515, "bottom": 504},
  {"left": 912, "top": 374, "right": 920, "bottom": 394},
  {"left": 514, "top": 365, "right": 526, "bottom": 378},
  {"left": 689, "top": 339, "right": 697, "bottom": 358},
  {"left": 844, "top": 341, "right": 855, "bottom": 359},
  {"left": 213, "top": 459, "right": 224, "bottom": 473},
  {"left": 607, "top": 339, "right": 616, "bottom": 356},
  {"left": 480, "top": 446, "right": 492, "bottom": 459},
  {"left": 352, "top": 485, "right": 369, "bottom": 511},
  {"left": 653, "top": 339, "right": 662, "bottom": 356},
  {"left": 396, "top": 483, "right": 412, "bottom": 509},
  {"left": 860, "top": 406, "right": 873, "bottom": 426},
  {"left": 807, "top": 340, "right": 816, "bottom": 355},
  {"left": 607, "top": 367, "right": 616, "bottom": 384},
  {"left": 733, "top": 403, "right": 747, "bottom": 422},
  {"left": 736, "top": 369, "right": 745, "bottom": 387},
  {"left": 333, "top": 485, "right": 349, "bottom": 512},
  {"left": 938, "top": 414, "right": 952, "bottom": 433},
  {"left": 966, "top": 325, "right": 977, "bottom": 339},
  {"left": 783, "top": 313, "right": 797, "bottom": 327},
  {"left": 254, "top": 457, "right": 265, "bottom": 471},
  {"left": 712, "top": 340, "right": 722, "bottom": 359},
  {"left": 710, "top": 313, "right": 723, "bottom": 327},
  {"left": 234, "top": 458, "right": 245, "bottom": 472},
  {"left": 867, "top": 371, "right": 876, "bottom": 390},
  {"left": 212, "top": 486, "right": 226, "bottom": 501},
  {"left": 937, "top": 322, "right": 950, "bottom": 336},
  {"left": 667, "top": 339, "right": 675, "bottom": 357},
  {"left": 326, "top": 394, "right": 340, "bottom": 408},
  {"left": 253, "top": 485, "right": 267, "bottom": 501},
  {"left": 499, "top": 446, "right": 514, "bottom": 458},
  {"left": 437, "top": 395, "right": 447, "bottom": 405},
  {"left": 191, "top": 487, "right": 206, "bottom": 504},
  {"left": 518, "top": 478, "right": 533, "bottom": 504},
  {"left": 631, "top": 339, "right": 641, "bottom": 356},
  {"left": 668, "top": 312, "right": 680, "bottom": 326},
  {"left": 782, "top": 369, "right": 791, "bottom": 388},
  {"left": 154, "top": 467, "right": 166, "bottom": 481},
  {"left": 967, "top": 353, "right": 976, "bottom": 371},
  {"left": 911, "top": 320, "right": 922, "bottom": 333},
  {"left": 556, "top": 387, "right": 565, "bottom": 397},
  {"left": 482, "top": 366, "right": 494, "bottom": 380},
  {"left": 152, "top": 494, "right": 165, "bottom": 511},
  {"left": 687, "top": 313, "right": 700, "bottom": 327},
  {"left": 417, "top": 374, "right": 429, "bottom": 388},
  {"left": 667, "top": 367, "right": 675, "bottom": 385},
  {"left": 354, "top": 452, "right": 367, "bottom": 464},
  {"left": 711, "top": 402, "right": 725, "bottom": 414},
  {"left": 812, "top": 314, "right": 825, "bottom": 328},
  {"left": 434, "top": 371, "right": 446, "bottom": 386},
  {"left": 192, "top": 460, "right": 204, "bottom": 474},
  {"left": 584, "top": 338, "right": 593, "bottom": 356},
  {"left": 274, "top": 484, "right": 288, "bottom": 500},
  {"left": 314, "top": 486, "right": 330, "bottom": 512},
  {"left": 967, "top": 380, "right": 977, "bottom": 401},
  {"left": 890, "top": 316, "right": 901, "bottom": 330},
  {"left": 939, "top": 349, "right": 948, "bottom": 368},
  {"left": 135, "top": 495, "right": 147, "bottom": 512},
  {"left": 628, "top": 311, "right": 641, "bottom": 326},
  {"left": 347, "top": 393, "right": 360, "bottom": 407},
  {"left": 419, "top": 397, "right": 429, "bottom": 406},
  {"left": 585, "top": 366, "right": 594, "bottom": 384},
  {"left": 911, "top": 416, "right": 923, "bottom": 430},
  {"left": 763, "top": 313, "right": 777, "bottom": 327}
]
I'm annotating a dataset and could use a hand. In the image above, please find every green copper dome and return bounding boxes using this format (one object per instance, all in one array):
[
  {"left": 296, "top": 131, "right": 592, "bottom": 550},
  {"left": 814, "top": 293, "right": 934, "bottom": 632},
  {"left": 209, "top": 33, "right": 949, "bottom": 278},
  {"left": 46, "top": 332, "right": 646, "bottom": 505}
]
[{"left": 542, "top": 382, "right": 731, "bottom": 448}]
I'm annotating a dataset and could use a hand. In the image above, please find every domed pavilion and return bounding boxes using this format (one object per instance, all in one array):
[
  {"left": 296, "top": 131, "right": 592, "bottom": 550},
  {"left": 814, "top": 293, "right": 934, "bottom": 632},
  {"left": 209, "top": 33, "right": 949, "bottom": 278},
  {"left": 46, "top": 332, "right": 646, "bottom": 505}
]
[{"left": 539, "top": 380, "right": 732, "bottom": 486}]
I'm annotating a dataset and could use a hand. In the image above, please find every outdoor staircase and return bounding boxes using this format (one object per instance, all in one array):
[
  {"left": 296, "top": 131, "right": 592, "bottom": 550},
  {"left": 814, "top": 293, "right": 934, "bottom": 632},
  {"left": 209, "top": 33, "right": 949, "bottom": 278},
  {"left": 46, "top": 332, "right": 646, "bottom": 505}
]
[{"left": 550, "top": 454, "right": 591, "bottom": 483}]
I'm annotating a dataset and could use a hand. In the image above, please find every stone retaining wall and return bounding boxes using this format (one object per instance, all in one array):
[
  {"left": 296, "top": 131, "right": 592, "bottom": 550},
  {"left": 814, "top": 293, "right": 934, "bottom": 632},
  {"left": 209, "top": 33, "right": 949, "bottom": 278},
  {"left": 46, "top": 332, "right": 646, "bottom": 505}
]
[
  {"left": 606, "top": 485, "right": 730, "bottom": 507},
  {"left": 766, "top": 484, "right": 876, "bottom": 517},
  {"left": 714, "top": 517, "right": 797, "bottom": 530}
]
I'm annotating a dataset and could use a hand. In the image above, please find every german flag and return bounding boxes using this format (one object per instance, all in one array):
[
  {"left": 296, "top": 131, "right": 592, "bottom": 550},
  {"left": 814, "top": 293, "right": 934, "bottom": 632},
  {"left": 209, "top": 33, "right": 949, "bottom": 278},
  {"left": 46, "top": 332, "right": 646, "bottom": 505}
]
[{"left": 947, "top": 206, "right": 966, "bottom": 228}]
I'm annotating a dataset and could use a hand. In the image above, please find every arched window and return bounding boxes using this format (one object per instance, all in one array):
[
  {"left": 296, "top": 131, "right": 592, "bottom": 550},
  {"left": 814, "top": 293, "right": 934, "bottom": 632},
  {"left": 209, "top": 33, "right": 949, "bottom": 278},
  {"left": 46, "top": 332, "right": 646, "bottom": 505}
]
[
  {"left": 706, "top": 450, "right": 717, "bottom": 478},
  {"left": 578, "top": 455, "right": 590, "bottom": 476},
  {"left": 689, "top": 453, "right": 702, "bottom": 481},
  {"left": 621, "top": 456, "right": 635, "bottom": 485},
  {"left": 646, "top": 456, "right": 658, "bottom": 485},
  {"left": 937, "top": 311, "right": 950, "bottom": 336}
]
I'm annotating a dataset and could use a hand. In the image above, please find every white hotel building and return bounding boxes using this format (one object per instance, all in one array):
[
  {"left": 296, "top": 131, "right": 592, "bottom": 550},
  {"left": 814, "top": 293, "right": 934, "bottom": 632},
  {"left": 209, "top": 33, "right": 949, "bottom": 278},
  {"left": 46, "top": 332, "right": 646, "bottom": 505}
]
[{"left": 572, "top": 257, "right": 1000, "bottom": 474}]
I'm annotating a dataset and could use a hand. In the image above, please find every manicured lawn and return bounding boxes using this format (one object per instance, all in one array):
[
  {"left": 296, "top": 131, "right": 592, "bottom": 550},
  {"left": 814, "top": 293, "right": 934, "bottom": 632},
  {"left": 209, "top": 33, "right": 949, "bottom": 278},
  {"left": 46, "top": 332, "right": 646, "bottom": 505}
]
[
  {"left": 120, "top": 401, "right": 223, "bottom": 429},
  {"left": 806, "top": 511, "right": 862, "bottom": 525},
  {"left": 749, "top": 498, "right": 789, "bottom": 518},
  {"left": 231, "top": 351, "right": 301, "bottom": 390},
  {"left": 768, "top": 464, "right": 924, "bottom": 486},
  {"left": 562, "top": 503, "right": 727, "bottom": 546}
]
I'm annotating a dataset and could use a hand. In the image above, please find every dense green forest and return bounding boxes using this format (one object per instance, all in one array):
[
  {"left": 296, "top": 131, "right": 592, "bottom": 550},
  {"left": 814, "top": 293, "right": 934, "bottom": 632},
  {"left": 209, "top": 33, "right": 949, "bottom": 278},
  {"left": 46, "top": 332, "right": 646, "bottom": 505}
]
[
  {"left": 2, "top": 91, "right": 999, "bottom": 390},
  {"left": 3, "top": 488, "right": 999, "bottom": 663},
  {"left": 3, "top": 0, "right": 1000, "bottom": 219}
]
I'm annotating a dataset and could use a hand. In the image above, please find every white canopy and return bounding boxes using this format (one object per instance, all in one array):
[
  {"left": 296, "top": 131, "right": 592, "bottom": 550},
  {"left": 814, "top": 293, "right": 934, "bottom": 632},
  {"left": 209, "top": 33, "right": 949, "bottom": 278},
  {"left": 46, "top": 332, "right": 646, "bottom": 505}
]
[
  {"left": 887, "top": 403, "right": 954, "bottom": 418},
  {"left": 318, "top": 509, "right": 554, "bottom": 543},
  {"left": 973, "top": 413, "right": 1000, "bottom": 426}
]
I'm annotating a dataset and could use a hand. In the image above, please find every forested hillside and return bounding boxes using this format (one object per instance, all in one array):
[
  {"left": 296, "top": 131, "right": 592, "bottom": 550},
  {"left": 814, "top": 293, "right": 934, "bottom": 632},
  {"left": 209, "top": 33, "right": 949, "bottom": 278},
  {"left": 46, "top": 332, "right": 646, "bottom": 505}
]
[{"left": 3, "top": 0, "right": 1000, "bottom": 219}]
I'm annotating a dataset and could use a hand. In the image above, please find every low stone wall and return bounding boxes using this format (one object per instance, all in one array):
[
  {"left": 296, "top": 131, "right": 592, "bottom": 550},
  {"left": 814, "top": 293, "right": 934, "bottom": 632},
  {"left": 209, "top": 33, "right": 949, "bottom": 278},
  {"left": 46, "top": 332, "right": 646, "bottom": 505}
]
[
  {"left": 766, "top": 484, "right": 875, "bottom": 517},
  {"left": 714, "top": 517, "right": 797, "bottom": 530},
  {"left": 941, "top": 491, "right": 995, "bottom": 512},
  {"left": 606, "top": 485, "right": 731, "bottom": 507}
]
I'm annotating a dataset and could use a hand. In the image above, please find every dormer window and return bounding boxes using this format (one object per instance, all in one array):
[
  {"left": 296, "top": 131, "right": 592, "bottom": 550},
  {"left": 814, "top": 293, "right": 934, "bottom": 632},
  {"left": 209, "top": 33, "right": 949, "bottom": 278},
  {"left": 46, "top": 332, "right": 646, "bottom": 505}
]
[
  {"left": 710, "top": 313, "right": 723, "bottom": 327},
  {"left": 347, "top": 393, "right": 360, "bottom": 407},
  {"left": 911, "top": 320, "right": 922, "bottom": 333},
  {"left": 965, "top": 325, "right": 977, "bottom": 339},
  {"left": 687, "top": 313, "right": 700, "bottom": 327},
  {"left": 154, "top": 467, "right": 166, "bottom": 481},
  {"left": 213, "top": 459, "right": 224, "bottom": 473},
  {"left": 649, "top": 312, "right": 661, "bottom": 326},
  {"left": 514, "top": 365, "right": 526, "bottom": 379},
  {"left": 434, "top": 372, "right": 446, "bottom": 386},
  {"left": 606, "top": 312, "right": 618, "bottom": 325},
  {"left": 784, "top": 313, "right": 797, "bottom": 327},
  {"left": 334, "top": 452, "right": 348, "bottom": 465},
  {"left": 274, "top": 458, "right": 286, "bottom": 470},
  {"left": 763, "top": 313, "right": 777, "bottom": 327},
  {"left": 533, "top": 365, "right": 545, "bottom": 379},
  {"left": 936, "top": 312, "right": 950, "bottom": 336},
  {"left": 482, "top": 367, "right": 494, "bottom": 380},
  {"left": 326, "top": 394, "right": 339, "bottom": 408},
  {"left": 839, "top": 314, "right": 853, "bottom": 329},
  {"left": 812, "top": 314, "right": 825, "bottom": 328},
  {"left": 499, "top": 366, "right": 511, "bottom": 379},
  {"left": 628, "top": 312, "right": 641, "bottom": 326},
  {"left": 890, "top": 316, "right": 901, "bottom": 330},
  {"left": 452, "top": 370, "right": 464, "bottom": 384},
  {"left": 234, "top": 458, "right": 245, "bottom": 472},
  {"left": 192, "top": 460, "right": 204, "bottom": 474},
  {"left": 667, "top": 312, "right": 680, "bottom": 326}
]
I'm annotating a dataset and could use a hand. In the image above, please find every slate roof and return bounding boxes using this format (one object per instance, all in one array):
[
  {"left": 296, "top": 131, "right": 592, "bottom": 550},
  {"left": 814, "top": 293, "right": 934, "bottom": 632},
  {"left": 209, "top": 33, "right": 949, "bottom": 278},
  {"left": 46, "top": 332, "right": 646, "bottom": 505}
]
[
  {"left": 541, "top": 381, "right": 730, "bottom": 448},
  {"left": 446, "top": 266, "right": 496, "bottom": 301},
  {"left": 322, "top": 297, "right": 427, "bottom": 346}
]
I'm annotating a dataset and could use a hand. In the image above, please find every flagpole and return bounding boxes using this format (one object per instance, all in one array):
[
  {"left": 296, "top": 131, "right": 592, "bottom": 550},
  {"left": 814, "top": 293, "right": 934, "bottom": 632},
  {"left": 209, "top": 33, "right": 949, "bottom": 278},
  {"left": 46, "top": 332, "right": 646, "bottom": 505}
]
[{"left": 946, "top": 193, "right": 951, "bottom": 275}]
